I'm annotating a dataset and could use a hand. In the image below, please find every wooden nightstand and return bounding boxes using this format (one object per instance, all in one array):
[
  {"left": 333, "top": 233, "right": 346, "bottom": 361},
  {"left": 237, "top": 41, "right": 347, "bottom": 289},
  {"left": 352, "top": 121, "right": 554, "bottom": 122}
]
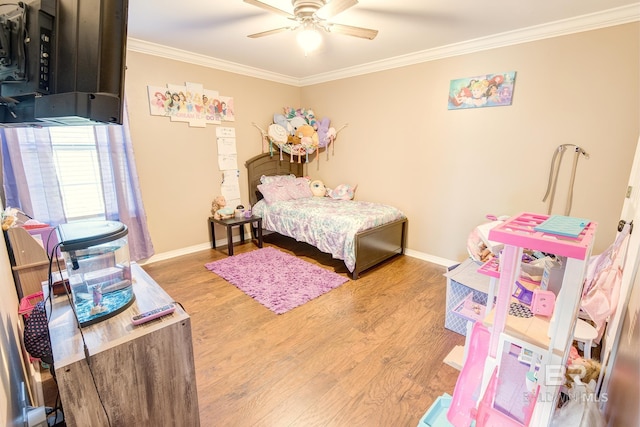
[{"left": 208, "top": 215, "right": 263, "bottom": 255}]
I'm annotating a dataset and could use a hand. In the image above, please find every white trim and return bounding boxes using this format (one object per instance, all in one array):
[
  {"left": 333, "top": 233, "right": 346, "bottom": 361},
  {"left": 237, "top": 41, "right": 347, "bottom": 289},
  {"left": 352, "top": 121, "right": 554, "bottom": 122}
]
[
  {"left": 140, "top": 240, "right": 459, "bottom": 270},
  {"left": 138, "top": 242, "right": 211, "bottom": 265},
  {"left": 404, "top": 248, "right": 458, "bottom": 268},
  {"left": 126, "top": 39, "right": 300, "bottom": 86},
  {"left": 300, "top": 4, "right": 640, "bottom": 85},
  {"left": 127, "top": 4, "right": 640, "bottom": 87}
]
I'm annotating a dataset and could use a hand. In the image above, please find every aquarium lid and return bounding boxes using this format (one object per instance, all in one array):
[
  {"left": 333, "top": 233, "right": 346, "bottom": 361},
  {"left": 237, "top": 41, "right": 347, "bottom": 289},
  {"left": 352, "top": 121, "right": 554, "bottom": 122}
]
[{"left": 58, "top": 220, "right": 128, "bottom": 252}]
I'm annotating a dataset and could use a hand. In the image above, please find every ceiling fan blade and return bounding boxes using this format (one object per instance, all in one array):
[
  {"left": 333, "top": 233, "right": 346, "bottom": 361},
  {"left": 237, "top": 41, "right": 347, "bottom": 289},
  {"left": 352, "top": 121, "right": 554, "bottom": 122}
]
[
  {"left": 243, "top": 0, "right": 295, "bottom": 19},
  {"left": 324, "top": 22, "right": 378, "bottom": 40},
  {"left": 315, "top": 0, "right": 358, "bottom": 20},
  {"left": 247, "top": 26, "right": 296, "bottom": 38}
]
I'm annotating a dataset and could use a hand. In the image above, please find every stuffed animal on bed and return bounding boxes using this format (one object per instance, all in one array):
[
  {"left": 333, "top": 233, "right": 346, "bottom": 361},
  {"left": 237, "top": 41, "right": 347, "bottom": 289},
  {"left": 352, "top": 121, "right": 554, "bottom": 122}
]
[
  {"left": 326, "top": 184, "right": 357, "bottom": 200},
  {"left": 310, "top": 180, "right": 326, "bottom": 197}
]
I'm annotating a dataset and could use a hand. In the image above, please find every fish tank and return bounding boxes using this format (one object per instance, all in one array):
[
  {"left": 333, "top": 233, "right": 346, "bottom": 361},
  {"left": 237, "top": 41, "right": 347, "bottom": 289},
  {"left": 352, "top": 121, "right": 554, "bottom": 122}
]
[{"left": 57, "top": 220, "right": 135, "bottom": 327}]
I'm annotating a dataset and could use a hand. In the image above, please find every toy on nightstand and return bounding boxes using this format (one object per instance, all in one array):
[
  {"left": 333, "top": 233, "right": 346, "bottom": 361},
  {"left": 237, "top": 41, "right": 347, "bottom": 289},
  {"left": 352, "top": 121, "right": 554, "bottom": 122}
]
[{"left": 210, "top": 195, "right": 234, "bottom": 220}]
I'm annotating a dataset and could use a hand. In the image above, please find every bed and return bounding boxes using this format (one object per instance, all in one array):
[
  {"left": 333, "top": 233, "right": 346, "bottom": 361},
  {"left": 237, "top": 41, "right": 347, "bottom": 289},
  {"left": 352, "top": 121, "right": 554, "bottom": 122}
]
[{"left": 245, "top": 152, "right": 407, "bottom": 279}]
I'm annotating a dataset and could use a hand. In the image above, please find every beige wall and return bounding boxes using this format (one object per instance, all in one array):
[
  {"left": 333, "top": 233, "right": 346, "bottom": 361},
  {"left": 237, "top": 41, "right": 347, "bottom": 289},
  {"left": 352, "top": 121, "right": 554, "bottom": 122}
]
[
  {"left": 125, "top": 52, "right": 300, "bottom": 255},
  {"left": 301, "top": 23, "right": 639, "bottom": 261},
  {"left": 126, "top": 23, "right": 639, "bottom": 263}
]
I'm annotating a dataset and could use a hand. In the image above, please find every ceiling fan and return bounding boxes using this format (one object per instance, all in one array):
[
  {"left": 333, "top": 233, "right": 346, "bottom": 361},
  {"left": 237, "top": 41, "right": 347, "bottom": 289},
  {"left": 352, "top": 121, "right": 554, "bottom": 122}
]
[{"left": 243, "top": 0, "right": 379, "bottom": 41}]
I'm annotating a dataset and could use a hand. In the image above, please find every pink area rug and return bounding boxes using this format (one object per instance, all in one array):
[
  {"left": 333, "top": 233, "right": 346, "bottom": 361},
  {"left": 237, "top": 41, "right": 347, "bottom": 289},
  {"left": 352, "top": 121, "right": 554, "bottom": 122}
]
[{"left": 204, "top": 247, "right": 350, "bottom": 314}]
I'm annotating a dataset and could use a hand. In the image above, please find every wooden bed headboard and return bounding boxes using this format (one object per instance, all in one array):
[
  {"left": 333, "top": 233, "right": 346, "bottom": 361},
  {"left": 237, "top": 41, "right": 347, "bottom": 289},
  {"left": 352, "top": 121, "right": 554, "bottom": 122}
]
[{"left": 245, "top": 153, "right": 304, "bottom": 206}]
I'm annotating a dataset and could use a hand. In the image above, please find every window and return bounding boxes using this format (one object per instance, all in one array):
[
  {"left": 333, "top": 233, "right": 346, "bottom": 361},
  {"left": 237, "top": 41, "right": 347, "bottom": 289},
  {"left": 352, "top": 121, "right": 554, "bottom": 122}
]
[
  {"left": 48, "top": 126, "right": 105, "bottom": 221},
  {"left": 2, "top": 101, "right": 155, "bottom": 260}
]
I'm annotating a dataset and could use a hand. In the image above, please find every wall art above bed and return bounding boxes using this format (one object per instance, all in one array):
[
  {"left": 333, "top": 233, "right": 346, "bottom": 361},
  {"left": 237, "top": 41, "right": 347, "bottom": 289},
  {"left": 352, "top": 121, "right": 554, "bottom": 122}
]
[{"left": 252, "top": 107, "right": 347, "bottom": 169}]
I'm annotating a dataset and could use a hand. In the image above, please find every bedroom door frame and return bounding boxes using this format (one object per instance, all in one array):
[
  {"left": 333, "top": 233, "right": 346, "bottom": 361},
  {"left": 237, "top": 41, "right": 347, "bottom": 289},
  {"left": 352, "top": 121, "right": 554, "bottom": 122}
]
[{"left": 600, "top": 133, "right": 640, "bottom": 424}]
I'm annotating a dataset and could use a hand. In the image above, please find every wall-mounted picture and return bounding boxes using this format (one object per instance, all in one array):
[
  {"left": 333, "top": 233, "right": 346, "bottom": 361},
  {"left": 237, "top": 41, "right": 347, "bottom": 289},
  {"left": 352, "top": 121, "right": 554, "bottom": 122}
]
[
  {"left": 147, "top": 82, "right": 234, "bottom": 127},
  {"left": 218, "top": 95, "right": 235, "bottom": 122},
  {"left": 448, "top": 71, "right": 516, "bottom": 110}
]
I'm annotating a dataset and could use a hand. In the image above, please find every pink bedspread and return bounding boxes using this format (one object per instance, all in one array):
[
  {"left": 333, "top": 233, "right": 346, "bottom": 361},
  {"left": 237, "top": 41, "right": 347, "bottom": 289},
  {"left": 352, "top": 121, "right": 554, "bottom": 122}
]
[{"left": 252, "top": 197, "right": 405, "bottom": 272}]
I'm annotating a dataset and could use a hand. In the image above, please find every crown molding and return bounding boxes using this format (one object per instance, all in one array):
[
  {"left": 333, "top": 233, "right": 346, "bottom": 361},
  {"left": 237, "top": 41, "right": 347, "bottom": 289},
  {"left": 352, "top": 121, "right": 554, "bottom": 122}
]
[
  {"left": 127, "top": 3, "right": 640, "bottom": 87},
  {"left": 126, "top": 39, "right": 300, "bottom": 86},
  {"left": 299, "top": 4, "right": 640, "bottom": 85}
]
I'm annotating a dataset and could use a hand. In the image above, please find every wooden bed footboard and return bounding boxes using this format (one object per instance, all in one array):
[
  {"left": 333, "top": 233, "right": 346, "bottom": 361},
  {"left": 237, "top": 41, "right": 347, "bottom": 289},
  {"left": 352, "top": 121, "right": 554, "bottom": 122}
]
[{"left": 352, "top": 217, "right": 407, "bottom": 280}]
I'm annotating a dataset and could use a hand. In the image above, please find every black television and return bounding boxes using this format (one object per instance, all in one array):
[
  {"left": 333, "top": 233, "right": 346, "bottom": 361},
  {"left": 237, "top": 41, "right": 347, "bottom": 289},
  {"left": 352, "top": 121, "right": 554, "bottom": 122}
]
[{"left": 0, "top": 0, "right": 128, "bottom": 126}]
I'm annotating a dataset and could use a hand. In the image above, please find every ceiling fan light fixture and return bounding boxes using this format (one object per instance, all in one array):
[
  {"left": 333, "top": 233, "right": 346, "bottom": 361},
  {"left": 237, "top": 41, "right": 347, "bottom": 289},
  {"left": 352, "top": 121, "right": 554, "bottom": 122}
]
[{"left": 297, "top": 25, "right": 322, "bottom": 54}]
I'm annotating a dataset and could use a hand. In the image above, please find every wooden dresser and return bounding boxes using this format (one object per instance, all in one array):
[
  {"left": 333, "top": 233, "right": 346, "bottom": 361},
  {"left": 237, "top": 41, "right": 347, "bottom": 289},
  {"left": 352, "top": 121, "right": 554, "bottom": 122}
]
[
  {"left": 47, "top": 263, "right": 200, "bottom": 426},
  {"left": 4, "top": 226, "right": 59, "bottom": 299}
]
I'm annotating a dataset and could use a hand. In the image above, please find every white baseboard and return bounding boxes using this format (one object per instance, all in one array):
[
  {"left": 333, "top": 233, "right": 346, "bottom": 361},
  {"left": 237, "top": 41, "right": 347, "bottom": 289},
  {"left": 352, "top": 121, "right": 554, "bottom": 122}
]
[
  {"left": 405, "top": 248, "right": 458, "bottom": 268},
  {"left": 141, "top": 239, "right": 459, "bottom": 269}
]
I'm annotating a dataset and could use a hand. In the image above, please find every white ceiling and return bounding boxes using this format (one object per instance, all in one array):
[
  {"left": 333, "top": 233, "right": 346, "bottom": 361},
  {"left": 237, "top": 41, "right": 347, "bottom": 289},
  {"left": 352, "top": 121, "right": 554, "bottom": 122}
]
[{"left": 127, "top": 0, "right": 639, "bottom": 86}]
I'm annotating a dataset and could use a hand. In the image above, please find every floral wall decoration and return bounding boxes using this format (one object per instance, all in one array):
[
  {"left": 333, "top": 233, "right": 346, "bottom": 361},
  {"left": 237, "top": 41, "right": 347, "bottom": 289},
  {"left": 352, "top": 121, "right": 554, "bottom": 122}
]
[
  {"left": 147, "top": 82, "right": 235, "bottom": 127},
  {"left": 448, "top": 71, "right": 517, "bottom": 110},
  {"left": 252, "top": 107, "right": 347, "bottom": 169}
]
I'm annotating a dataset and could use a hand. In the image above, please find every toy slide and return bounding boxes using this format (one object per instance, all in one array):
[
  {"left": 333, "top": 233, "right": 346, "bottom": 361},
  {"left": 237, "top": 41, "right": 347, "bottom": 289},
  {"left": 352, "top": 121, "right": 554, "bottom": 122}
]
[
  {"left": 447, "top": 321, "right": 490, "bottom": 426},
  {"left": 475, "top": 367, "right": 538, "bottom": 427}
]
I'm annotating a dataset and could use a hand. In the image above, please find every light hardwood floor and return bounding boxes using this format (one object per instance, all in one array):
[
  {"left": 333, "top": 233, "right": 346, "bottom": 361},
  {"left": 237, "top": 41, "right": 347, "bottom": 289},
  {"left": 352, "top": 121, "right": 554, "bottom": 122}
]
[{"left": 141, "top": 233, "right": 465, "bottom": 426}]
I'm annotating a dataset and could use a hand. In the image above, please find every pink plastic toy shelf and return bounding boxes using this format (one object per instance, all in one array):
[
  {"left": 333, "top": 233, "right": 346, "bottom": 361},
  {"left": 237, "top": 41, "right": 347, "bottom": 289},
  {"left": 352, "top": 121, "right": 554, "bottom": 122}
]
[
  {"left": 452, "top": 292, "right": 485, "bottom": 322},
  {"left": 476, "top": 258, "right": 541, "bottom": 287},
  {"left": 487, "top": 212, "right": 597, "bottom": 261},
  {"left": 476, "top": 257, "right": 500, "bottom": 278}
]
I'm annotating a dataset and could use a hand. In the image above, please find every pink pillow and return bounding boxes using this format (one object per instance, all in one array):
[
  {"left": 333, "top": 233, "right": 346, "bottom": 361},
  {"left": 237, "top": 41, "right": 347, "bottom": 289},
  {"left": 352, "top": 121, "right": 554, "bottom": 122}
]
[
  {"left": 285, "top": 177, "right": 313, "bottom": 199},
  {"left": 260, "top": 174, "right": 296, "bottom": 185},
  {"left": 257, "top": 182, "right": 292, "bottom": 204}
]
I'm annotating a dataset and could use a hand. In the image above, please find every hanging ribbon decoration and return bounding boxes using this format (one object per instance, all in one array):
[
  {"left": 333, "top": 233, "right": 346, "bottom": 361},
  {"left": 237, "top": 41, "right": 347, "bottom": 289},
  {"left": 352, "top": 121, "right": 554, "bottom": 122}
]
[{"left": 542, "top": 144, "right": 589, "bottom": 215}]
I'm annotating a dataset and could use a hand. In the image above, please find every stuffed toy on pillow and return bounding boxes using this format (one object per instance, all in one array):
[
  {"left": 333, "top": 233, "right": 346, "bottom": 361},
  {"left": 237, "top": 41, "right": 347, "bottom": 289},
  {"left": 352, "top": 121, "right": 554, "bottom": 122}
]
[
  {"left": 310, "top": 180, "right": 326, "bottom": 197},
  {"left": 326, "top": 184, "right": 357, "bottom": 200}
]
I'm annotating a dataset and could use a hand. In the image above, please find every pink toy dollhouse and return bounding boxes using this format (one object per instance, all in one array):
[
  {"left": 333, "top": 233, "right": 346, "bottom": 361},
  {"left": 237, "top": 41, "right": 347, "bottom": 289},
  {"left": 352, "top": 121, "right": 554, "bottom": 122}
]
[{"left": 447, "top": 212, "right": 597, "bottom": 426}]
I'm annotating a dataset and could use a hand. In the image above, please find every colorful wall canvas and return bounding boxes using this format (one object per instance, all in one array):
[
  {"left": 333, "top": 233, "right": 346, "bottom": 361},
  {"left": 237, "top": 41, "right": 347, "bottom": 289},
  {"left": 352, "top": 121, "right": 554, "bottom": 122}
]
[
  {"left": 448, "top": 71, "right": 516, "bottom": 110},
  {"left": 147, "top": 82, "right": 235, "bottom": 127}
]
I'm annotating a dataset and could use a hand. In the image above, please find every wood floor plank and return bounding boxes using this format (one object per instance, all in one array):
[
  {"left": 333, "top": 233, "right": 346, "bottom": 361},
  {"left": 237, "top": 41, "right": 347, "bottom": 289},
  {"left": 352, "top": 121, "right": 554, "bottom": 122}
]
[{"left": 141, "top": 236, "right": 465, "bottom": 426}]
